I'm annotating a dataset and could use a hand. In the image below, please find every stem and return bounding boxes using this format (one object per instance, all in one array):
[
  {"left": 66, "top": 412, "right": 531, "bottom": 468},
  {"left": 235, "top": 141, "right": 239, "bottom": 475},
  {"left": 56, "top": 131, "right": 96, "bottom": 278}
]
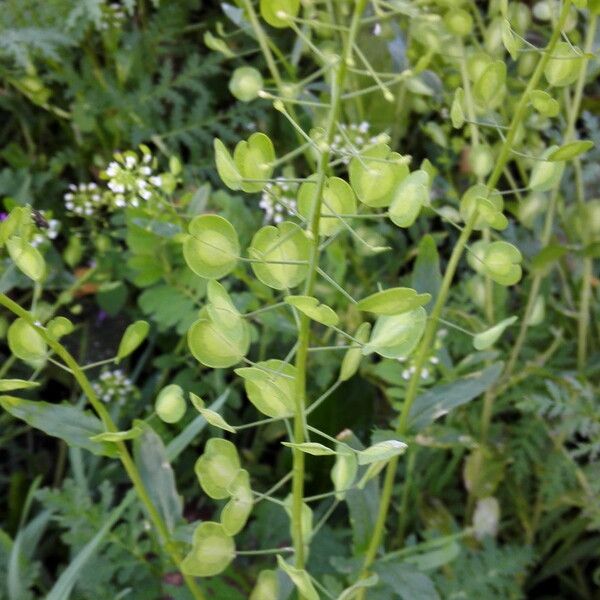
[
  {"left": 0, "top": 293, "right": 206, "bottom": 600},
  {"left": 356, "top": 4, "right": 573, "bottom": 590},
  {"left": 288, "top": 0, "right": 367, "bottom": 586}
]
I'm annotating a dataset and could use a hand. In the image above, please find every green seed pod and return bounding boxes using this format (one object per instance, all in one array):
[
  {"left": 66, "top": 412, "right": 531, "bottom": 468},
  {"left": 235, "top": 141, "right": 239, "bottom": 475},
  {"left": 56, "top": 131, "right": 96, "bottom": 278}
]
[
  {"left": 260, "top": 0, "right": 300, "bottom": 28},
  {"left": 195, "top": 438, "right": 241, "bottom": 499},
  {"left": 482, "top": 241, "right": 523, "bottom": 286},
  {"left": 47, "top": 316, "right": 74, "bottom": 339},
  {"left": 229, "top": 67, "right": 263, "bottom": 102},
  {"left": 388, "top": 170, "right": 429, "bottom": 228},
  {"left": 181, "top": 522, "right": 235, "bottom": 577},
  {"left": 473, "top": 315, "right": 517, "bottom": 350},
  {"left": 530, "top": 90, "right": 560, "bottom": 118},
  {"left": 444, "top": 9, "right": 473, "bottom": 36},
  {"left": 484, "top": 17, "right": 504, "bottom": 55},
  {"left": 529, "top": 295, "right": 545, "bottom": 326},
  {"left": 331, "top": 445, "right": 358, "bottom": 500},
  {"left": 63, "top": 234, "right": 83, "bottom": 268},
  {"left": 6, "top": 237, "right": 45, "bottom": 282},
  {"left": 8, "top": 318, "right": 47, "bottom": 362},
  {"left": 517, "top": 51, "right": 537, "bottom": 77},
  {"left": 508, "top": 2, "right": 531, "bottom": 34},
  {"left": 250, "top": 570, "right": 279, "bottom": 600},
  {"left": 529, "top": 146, "right": 566, "bottom": 192},
  {"left": 544, "top": 41, "right": 582, "bottom": 87},
  {"left": 467, "top": 52, "right": 493, "bottom": 82},
  {"left": 460, "top": 184, "right": 506, "bottom": 230},
  {"left": 155, "top": 384, "right": 186, "bottom": 424},
  {"left": 473, "top": 60, "right": 506, "bottom": 109},
  {"left": 518, "top": 193, "right": 545, "bottom": 228},
  {"left": 117, "top": 320, "right": 150, "bottom": 362},
  {"left": 468, "top": 145, "right": 494, "bottom": 178}
]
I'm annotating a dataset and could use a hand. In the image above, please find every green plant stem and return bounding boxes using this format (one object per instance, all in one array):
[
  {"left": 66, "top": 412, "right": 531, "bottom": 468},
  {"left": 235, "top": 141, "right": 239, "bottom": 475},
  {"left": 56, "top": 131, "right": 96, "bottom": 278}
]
[
  {"left": 356, "top": 5, "right": 573, "bottom": 590},
  {"left": 287, "top": 0, "right": 367, "bottom": 587},
  {"left": 0, "top": 293, "right": 206, "bottom": 600}
]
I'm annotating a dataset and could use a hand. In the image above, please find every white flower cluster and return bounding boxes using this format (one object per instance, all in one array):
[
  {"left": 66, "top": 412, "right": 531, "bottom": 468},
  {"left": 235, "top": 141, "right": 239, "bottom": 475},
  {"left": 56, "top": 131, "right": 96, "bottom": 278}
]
[
  {"left": 399, "top": 329, "right": 446, "bottom": 381},
  {"left": 330, "top": 122, "right": 382, "bottom": 164},
  {"left": 98, "top": 2, "right": 126, "bottom": 31},
  {"left": 31, "top": 211, "right": 60, "bottom": 247},
  {"left": 64, "top": 182, "right": 105, "bottom": 216},
  {"left": 92, "top": 368, "right": 136, "bottom": 405},
  {"left": 259, "top": 178, "right": 298, "bottom": 224},
  {"left": 105, "top": 150, "right": 162, "bottom": 208}
]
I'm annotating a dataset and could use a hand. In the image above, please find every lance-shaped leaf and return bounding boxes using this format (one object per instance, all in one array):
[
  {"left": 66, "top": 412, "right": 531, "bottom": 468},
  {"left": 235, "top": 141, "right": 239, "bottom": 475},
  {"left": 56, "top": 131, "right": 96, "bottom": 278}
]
[
  {"left": 298, "top": 176, "right": 356, "bottom": 236},
  {"left": 8, "top": 318, "right": 47, "bottom": 362},
  {"left": 358, "top": 440, "right": 408, "bottom": 465},
  {"left": 357, "top": 287, "right": 431, "bottom": 316},
  {"left": 236, "top": 359, "right": 296, "bottom": 418},
  {"left": 459, "top": 184, "right": 505, "bottom": 231},
  {"left": 530, "top": 146, "right": 566, "bottom": 192},
  {"left": 349, "top": 143, "right": 409, "bottom": 207},
  {"left": 190, "top": 392, "right": 236, "bottom": 433},
  {"left": 6, "top": 237, "right": 45, "bottom": 282},
  {"left": 221, "top": 469, "right": 253, "bottom": 535},
  {"left": 260, "top": 0, "right": 300, "bottom": 28},
  {"left": 188, "top": 306, "right": 251, "bottom": 368},
  {"left": 181, "top": 522, "right": 235, "bottom": 577},
  {"left": 0, "top": 379, "right": 39, "bottom": 392},
  {"left": 234, "top": 132, "right": 276, "bottom": 193},
  {"left": 90, "top": 424, "right": 144, "bottom": 442},
  {"left": 277, "top": 556, "right": 319, "bottom": 600},
  {"left": 482, "top": 241, "right": 523, "bottom": 286},
  {"left": 388, "top": 170, "right": 429, "bottom": 228},
  {"left": 331, "top": 445, "right": 358, "bottom": 500},
  {"left": 473, "top": 316, "right": 517, "bottom": 350},
  {"left": 282, "top": 442, "right": 337, "bottom": 456},
  {"left": 285, "top": 295, "right": 339, "bottom": 326},
  {"left": 363, "top": 307, "right": 427, "bottom": 359},
  {"left": 338, "top": 322, "right": 371, "bottom": 382},
  {"left": 530, "top": 89, "right": 559, "bottom": 117},
  {"left": 338, "top": 575, "right": 379, "bottom": 600},
  {"left": 547, "top": 140, "right": 594, "bottom": 162},
  {"left": 155, "top": 384, "right": 186, "bottom": 424},
  {"left": 183, "top": 214, "right": 240, "bottom": 280},
  {"left": 195, "top": 438, "right": 241, "bottom": 499},
  {"left": 250, "top": 570, "right": 279, "bottom": 600},
  {"left": 214, "top": 138, "right": 243, "bottom": 190},
  {"left": 116, "top": 320, "right": 149, "bottom": 362},
  {"left": 249, "top": 221, "right": 310, "bottom": 290}
]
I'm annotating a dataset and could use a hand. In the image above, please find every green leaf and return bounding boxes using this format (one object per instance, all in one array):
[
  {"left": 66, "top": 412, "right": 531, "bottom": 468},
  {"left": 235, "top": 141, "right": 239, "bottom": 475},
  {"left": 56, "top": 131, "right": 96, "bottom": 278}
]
[
  {"left": 183, "top": 214, "right": 240, "bottom": 280},
  {"left": 276, "top": 555, "right": 319, "bottom": 600},
  {"left": 363, "top": 307, "right": 427, "bottom": 359},
  {"left": 260, "top": 0, "right": 300, "bottom": 28},
  {"left": 412, "top": 235, "right": 441, "bottom": 305},
  {"left": 116, "top": 320, "right": 149, "bottom": 362},
  {"left": 195, "top": 438, "right": 241, "bottom": 499},
  {"left": 235, "top": 359, "right": 296, "bottom": 418},
  {"left": 547, "top": 140, "right": 594, "bottom": 161},
  {"left": 338, "top": 575, "right": 379, "bottom": 600},
  {"left": 298, "top": 176, "right": 356, "bottom": 236},
  {"left": 388, "top": 170, "right": 429, "bottom": 228},
  {"left": 204, "top": 31, "right": 235, "bottom": 58},
  {"left": 221, "top": 469, "right": 253, "bottom": 535},
  {"left": 473, "top": 316, "right": 517, "bottom": 350},
  {"left": 0, "top": 396, "right": 118, "bottom": 457},
  {"left": 530, "top": 243, "right": 568, "bottom": 275},
  {"left": 249, "top": 221, "right": 310, "bottom": 290},
  {"left": 190, "top": 392, "right": 236, "bottom": 433},
  {"left": 544, "top": 41, "right": 582, "bottom": 87},
  {"left": 6, "top": 237, "right": 45, "bottom": 282},
  {"left": 134, "top": 424, "right": 183, "bottom": 532},
  {"left": 0, "top": 379, "right": 39, "bottom": 392},
  {"left": 349, "top": 143, "right": 408, "bottom": 208},
  {"left": 249, "top": 570, "right": 279, "bottom": 600},
  {"left": 182, "top": 522, "right": 235, "bottom": 577},
  {"left": 7, "top": 318, "right": 47, "bottom": 362},
  {"left": 409, "top": 362, "right": 503, "bottom": 431},
  {"left": 374, "top": 562, "right": 441, "bottom": 600},
  {"left": 285, "top": 295, "right": 339, "bottom": 326},
  {"left": 357, "top": 287, "right": 431, "bottom": 316},
  {"left": 282, "top": 442, "right": 337, "bottom": 456},
  {"left": 358, "top": 440, "right": 407, "bottom": 465}
]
